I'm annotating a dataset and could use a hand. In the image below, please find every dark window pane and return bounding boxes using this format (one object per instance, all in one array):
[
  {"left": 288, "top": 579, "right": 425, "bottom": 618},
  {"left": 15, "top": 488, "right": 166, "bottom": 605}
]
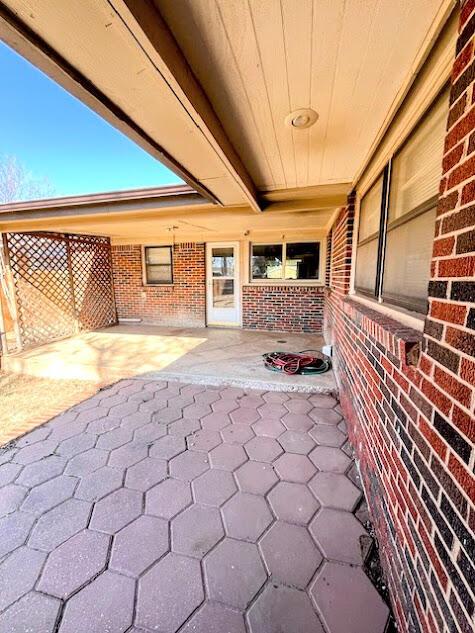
[
  {"left": 212, "top": 247, "right": 234, "bottom": 277},
  {"left": 251, "top": 244, "right": 283, "bottom": 279},
  {"left": 285, "top": 242, "right": 320, "bottom": 280}
]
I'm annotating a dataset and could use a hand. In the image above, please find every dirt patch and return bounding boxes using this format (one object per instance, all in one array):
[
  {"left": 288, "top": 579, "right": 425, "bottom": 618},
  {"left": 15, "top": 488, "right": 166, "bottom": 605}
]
[{"left": 0, "top": 372, "right": 99, "bottom": 446}]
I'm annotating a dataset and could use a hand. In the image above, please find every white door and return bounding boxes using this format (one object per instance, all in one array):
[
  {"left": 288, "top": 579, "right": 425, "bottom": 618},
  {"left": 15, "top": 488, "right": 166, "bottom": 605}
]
[{"left": 206, "top": 242, "right": 240, "bottom": 326}]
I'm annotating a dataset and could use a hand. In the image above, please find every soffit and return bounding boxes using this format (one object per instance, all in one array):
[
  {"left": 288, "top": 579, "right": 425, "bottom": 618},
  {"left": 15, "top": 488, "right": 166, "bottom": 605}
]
[{"left": 157, "top": 0, "right": 454, "bottom": 191}]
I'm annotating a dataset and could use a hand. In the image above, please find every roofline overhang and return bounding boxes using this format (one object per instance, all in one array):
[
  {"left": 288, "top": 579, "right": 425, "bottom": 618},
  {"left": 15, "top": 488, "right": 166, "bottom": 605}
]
[{"left": 0, "top": 185, "right": 210, "bottom": 222}]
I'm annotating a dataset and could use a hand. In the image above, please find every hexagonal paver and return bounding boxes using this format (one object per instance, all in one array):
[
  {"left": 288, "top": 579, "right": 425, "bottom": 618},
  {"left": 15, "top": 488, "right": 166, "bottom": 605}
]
[
  {"left": 108, "top": 442, "right": 148, "bottom": 468},
  {"left": 309, "top": 446, "right": 351, "bottom": 473},
  {"left": 284, "top": 399, "right": 313, "bottom": 415},
  {"left": 230, "top": 407, "right": 260, "bottom": 426},
  {"left": 257, "top": 403, "right": 288, "bottom": 420},
  {"left": 309, "top": 407, "right": 342, "bottom": 425},
  {"left": 169, "top": 450, "right": 209, "bottom": 481},
  {"left": 125, "top": 457, "right": 167, "bottom": 491},
  {"left": 182, "top": 602, "right": 246, "bottom": 633},
  {"left": 274, "top": 454, "right": 316, "bottom": 483},
  {"left": 0, "top": 462, "right": 21, "bottom": 486},
  {"left": 13, "top": 439, "right": 57, "bottom": 465},
  {"left": 238, "top": 394, "right": 265, "bottom": 409},
  {"left": 192, "top": 468, "right": 236, "bottom": 506},
  {"left": 309, "top": 472, "right": 361, "bottom": 511},
  {"left": 310, "top": 562, "right": 389, "bottom": 633},
  {"left": 0, "top": 546, "right": 46, "bottom": 611},
  {"left": 309, "top": 508, "right": 367, "bottom": 565},
  {"left": 281, "top": 413, "right": 313, "bottom": 432},
  {"left": 169, "top": 417, "right": 201, "bottom": 437},
  {"left": 0, "top": 484, "right": 27, "bottom": 517},
  {"left": 201, "top": 412, "right": 231, "bottom": 431},
  {"left": 187, "top": 429, "right": 222, "bottom": 452},
  {"left": 0, "top": 511, "right": 36, "bottom": 559},
  {"left": 278, "top": 430, "right": 315, "bottom": 455},
  {"left": 309, "top": 425, "right": 345, "bottom": 447},
  {"left": 260, "top": 521, "right": 322, "bottom": 589},
  {"left": 133, "top": 421, "right": 166, "bottom": 443},
  {"left": 137, "top": 553, "right": 204, "bottom": 632},
  {"left": 252, "top": 418, "right": 285, "bottom": 438},
  {"left": 110, "top": 515, "right": 168, "bottom": 576},
  {"left": 146, "top": 478, "right": 192, "bottom": 519},
  {"left": 97, "top": 427, "right": 132, "bottom": 450},
  {"left": 183, "top": 403, "right": 212, "bottom": 419},
  {"left": 89, "top": 488, "right": 142, "bottom": 534},
  {"left": 247, "top": 583, "right": 324, "bottom": 633},
  {"left": 235, "top": 461, "right": 278, "bottom": 495},
  {"left": 21, "top": 475, "right": 77, "bottom": 514},
  {"left": 16, "top": 455, "right": 66, "bottom": 487},
  {"left": 244, "top": 437, "right": 283, "bottom": 462},
  {"left": 65, "top": 448, "right": 108, "bottom": 476},
  {"left": 221, "top": 424, "right": 255, "bottom": 445},
  {"left": 268, "top": 482, "right": 319, "bottom": 525},
  {"left": 0, "top": 592, "right": 60, "bottom": 633},
  {"left": 57, "top": 433, "right": 96, "bottom": 458},
  {"left": 149, "top": 434, "right": 185, "bottom": 460},
  {"left": 309, "top": 394, "right": 338, "bottom": 409},
  {"left": 172, "top": 503, "right": 224, "bottom": 558},
  {"left": 59, "top": 570, "right": 135, "bottom": 633},
  {"left": 75, "top": 466, "right": 123, "bottom": 502},
  {"left": 222, "top": 492, "right": 273, "bottom": 542},
  {"left": 209, "top": 444, "right": 247, "bottom": 470},
  {"left": 37, "top": 530, "right": 110, "bottom": 598},
  {"left": 204, "top": 538, "right": 266, "bottom": 609},
  {"left": 29, "top": 498, "right": 91, "bottom": 551}
]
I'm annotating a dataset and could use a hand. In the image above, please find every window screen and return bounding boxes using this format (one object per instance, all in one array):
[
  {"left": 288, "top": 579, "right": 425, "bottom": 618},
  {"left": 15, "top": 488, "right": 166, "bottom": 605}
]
[
  {"left": 382, "top": 88, "right": 449, "bottom": 311},
  {"left": 144, "top": 246, "right": 173, "bottom": 284},
  {"left": 355, "top": 175, "right": 384, "bottom": 295}
]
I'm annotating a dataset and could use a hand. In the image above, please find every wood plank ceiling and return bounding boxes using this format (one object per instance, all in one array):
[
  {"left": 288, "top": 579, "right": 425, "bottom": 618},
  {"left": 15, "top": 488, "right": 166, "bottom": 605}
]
[{"left": 157, "top": 0, "right": 452, "bottom": 191}]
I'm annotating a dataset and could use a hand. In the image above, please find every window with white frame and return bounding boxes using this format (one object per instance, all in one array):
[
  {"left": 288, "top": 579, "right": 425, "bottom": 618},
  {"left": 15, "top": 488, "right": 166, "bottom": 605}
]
[
  {"left": 354, "top": 86, "right": 449, "bottom": 314},
  {"left": 144, "top": 246, "right": 173, "bottom": 284},
  {"left": 251, "top": 242, "right": 320, "bottom": 281}
]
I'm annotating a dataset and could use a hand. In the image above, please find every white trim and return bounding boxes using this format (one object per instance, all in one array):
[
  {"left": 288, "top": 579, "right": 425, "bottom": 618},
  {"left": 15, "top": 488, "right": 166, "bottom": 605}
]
[
  {"left": 249, "top": 239, "right": 324, "bottom": 284},
  {"left": 206, "top": 242, "right": 241, "bottom": 327},
  {"left": 141, "top": 244, "right": 173, "bottom": 286},
  {"left": 349, "top": 292, "right": 425, "bottom": 332}
]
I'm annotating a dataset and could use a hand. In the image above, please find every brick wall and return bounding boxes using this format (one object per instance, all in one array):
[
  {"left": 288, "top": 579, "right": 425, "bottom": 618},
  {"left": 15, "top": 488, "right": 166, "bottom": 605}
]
[
  {"left": 325, "top": 6, "right": 475, "bottom": 633},
  {"left": 111, "top": 243, "right": 206, "bottom": 327},
  {"left": 242, "top": 285, "right": 324, "bottom": 333}
]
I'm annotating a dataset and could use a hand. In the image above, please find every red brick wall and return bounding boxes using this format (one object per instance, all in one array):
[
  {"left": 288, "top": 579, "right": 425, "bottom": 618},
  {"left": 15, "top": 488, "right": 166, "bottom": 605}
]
[
  {"left": 242, "top": 285, "right": 324, "bottom": 333},
  {"left": 111, "top": 243, "right": 206, "bottom": 327},
  {"left": 325, "top": 6, "right": 475, "bottom": 633}
]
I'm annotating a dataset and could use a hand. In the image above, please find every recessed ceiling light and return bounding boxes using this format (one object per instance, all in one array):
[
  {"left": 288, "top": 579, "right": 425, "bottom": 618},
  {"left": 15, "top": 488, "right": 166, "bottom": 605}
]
[{"left": 285, "top": 108, "right": 318, "bottom": 129}]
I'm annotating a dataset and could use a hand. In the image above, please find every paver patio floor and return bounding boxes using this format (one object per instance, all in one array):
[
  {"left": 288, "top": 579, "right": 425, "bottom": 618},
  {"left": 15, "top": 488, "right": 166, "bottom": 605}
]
[{"left": 0, "top": 379, "right": 389, "bottom": 633}]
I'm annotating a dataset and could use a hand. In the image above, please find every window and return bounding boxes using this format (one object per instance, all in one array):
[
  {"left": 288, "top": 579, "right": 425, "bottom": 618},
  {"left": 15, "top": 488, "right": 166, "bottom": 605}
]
[
  {"left": 144, "top": 246, "right": 173, "bottom": 284},
  {"left": 354, "top": 87, "right": 449, "bottom": 314},
  {"left": 251, "top": 242, "right": 320, "bottom": 281}
]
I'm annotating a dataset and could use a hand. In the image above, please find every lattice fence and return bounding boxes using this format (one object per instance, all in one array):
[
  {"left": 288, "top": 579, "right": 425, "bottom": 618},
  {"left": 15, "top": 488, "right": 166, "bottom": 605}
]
[{"left": 4, "top": 232, "right": 117, "bottom": 350}]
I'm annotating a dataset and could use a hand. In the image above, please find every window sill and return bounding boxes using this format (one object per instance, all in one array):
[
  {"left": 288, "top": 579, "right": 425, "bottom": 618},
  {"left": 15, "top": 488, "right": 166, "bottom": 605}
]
[
  {"left": 350, "top": 292, "right": 425, "bottom": 332},
  {"left": 338, "top": 294, "right": 423, "bottom": 367},
  {"left": 244, "top": 280, "right": 324, "bottom": 287},
  {"left": 142, "top": 283, "right": 175, "bottom": 288}
]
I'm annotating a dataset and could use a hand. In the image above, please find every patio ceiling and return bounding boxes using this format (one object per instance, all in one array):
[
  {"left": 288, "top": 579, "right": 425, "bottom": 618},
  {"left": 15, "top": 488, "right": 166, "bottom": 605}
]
[{"left": 0, "top": 0, "right": 454, "bottom": 212}]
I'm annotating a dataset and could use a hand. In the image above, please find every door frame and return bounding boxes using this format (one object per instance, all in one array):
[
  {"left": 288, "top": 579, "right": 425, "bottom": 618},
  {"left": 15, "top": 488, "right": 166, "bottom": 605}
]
[{"left": 206, "top": 241, "right": 241, "bottom": 327}]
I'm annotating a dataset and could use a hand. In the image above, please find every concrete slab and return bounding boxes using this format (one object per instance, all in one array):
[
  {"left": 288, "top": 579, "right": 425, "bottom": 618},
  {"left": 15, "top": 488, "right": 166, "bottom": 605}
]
[{"left": 3, "top": 325, "right": 336, "bottom": 394}]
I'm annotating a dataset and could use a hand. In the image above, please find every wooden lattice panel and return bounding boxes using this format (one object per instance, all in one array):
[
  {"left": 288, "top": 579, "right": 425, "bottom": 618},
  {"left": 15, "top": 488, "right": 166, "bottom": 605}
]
[
  {"left": 5, "top": 232, "right": 117, "bottom": 350},
  {"left": 70, "top": 235, "right": 117, "bottom": 331}
]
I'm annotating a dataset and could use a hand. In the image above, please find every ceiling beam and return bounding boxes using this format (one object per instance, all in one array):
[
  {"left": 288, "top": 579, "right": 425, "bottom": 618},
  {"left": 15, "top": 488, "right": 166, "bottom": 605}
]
[{"left": 107, "top": 0, "right": 260, "bottom": 212}]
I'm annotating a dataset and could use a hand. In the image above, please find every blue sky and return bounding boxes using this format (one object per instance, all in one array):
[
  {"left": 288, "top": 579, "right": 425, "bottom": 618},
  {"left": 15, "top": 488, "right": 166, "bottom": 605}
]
[{"left": 0, "top": 42, "right": 182, "bottom": 200}]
